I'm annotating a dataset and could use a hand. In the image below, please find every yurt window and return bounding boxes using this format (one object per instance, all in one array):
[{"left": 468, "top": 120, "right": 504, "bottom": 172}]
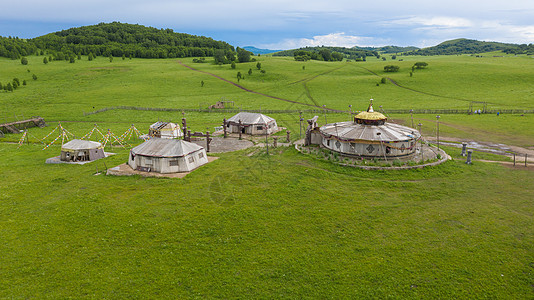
[
  {"left": 257, "top": 126, "right": 263, "bottom": 130},
  {"left": 188, "top": 156, "right": 194, "bottom": 163},
  {"left": 145, "top": 157, "right": 153, "bottom": 165},
  {"left": 199, "top": 152, "right": 204, "bottom": 159},
  {"left": 169, "top": 160, "right": 179, "bottom": 166}
]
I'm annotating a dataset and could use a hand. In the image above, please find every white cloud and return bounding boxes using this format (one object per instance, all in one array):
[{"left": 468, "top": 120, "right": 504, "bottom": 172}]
[
  {"left": 260, "top": 33, "right": 389, "bottom": 50},
  {"left": 388, "top": 16, "right": 473, "bottom": 28}
]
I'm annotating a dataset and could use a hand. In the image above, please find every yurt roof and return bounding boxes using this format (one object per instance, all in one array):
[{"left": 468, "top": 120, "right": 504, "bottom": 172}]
[
  {"left": 228, "top": 112, "right": 275, "bottom": 125},
  {"left": 131, "top": 138, "right": 203, "bottom": 157},
  {"left": 320, "top": 121, "right": 420, "bottom": 143},
  {"left": 150, "top": 121, "right": 176, "bottom": 130},
  {"left": 355, "top": 111, "right": 387, "bottom": 121},
  {"left": 62, "top": 139, "right": 103, "bottom": 150}
]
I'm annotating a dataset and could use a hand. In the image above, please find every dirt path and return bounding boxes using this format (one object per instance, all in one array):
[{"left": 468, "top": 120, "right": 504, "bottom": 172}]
[
  {"left": 357, "top": 66, "right": 480, "bottom": 104},
  {"left": 178, "top": 61, "right": 344, "bottom": 112},
  {"left": 288, "top": 63, "right": 348, "bottom": 85},
  {"left": 424, "top": 135, "right": 534, "bottom": 162}
]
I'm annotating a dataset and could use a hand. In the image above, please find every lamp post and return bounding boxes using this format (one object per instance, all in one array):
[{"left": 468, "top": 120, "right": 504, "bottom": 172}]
[
  {"left": 299, "top": 111, "right": 303, "bottom": 138},
  {"left": 265, "top": 123, "right": 269, "bottom": 155},
  {"left": 349, "top": 104, "right": 352, "bottom": 121},
  {"left": 418, "top": 123, "right": 423, "bottom": 162},
  {"left": 410, "top": 109, "right": 414, "bottom": 128},
  {"left": 436, "top": 115, "right": 440, "bottom": 152}
]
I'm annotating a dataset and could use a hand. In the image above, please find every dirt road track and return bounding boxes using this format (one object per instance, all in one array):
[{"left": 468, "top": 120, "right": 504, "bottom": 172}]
[{"left": 178, "top": 61, "right": 343, "bottom": 112}]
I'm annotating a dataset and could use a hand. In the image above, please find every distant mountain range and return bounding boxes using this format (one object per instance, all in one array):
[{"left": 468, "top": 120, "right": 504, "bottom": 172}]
[
  {"left": 271, "top": 39, "right": 527, "bottom": 57},
  {"left": 356, "top": 45, "right": 419, "bottom": 53},
  {"left": 243, "top": 46, "right": 281, "bottom": 55}
]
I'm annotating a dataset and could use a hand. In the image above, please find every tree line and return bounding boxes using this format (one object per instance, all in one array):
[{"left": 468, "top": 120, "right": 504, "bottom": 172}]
[
  {"left": 273, "top": 46, "right": 378, "bottom": 61},
  {"left": 503, "top": 44, "right": 534, "bottom": 55},
  {"left": 0, "top": 22, "right": 236, "bottom": 60}
]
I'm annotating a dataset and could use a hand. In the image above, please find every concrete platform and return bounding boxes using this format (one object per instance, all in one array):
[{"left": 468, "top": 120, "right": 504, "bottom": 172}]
[
  {"left": 189, "top": 137, "right": 254, "bottom": 153},
  {"left": 106, "top": 156, "right": 218, "bottom": 178},
  {"left": 45, "top": 152, "right": 115, "bottom": 164}
]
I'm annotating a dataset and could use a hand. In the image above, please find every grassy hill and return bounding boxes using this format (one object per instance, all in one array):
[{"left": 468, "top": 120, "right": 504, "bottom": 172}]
[
  {"left": 1, "top": 52, "right": 534, "bottom": 298},
  {"left": 405, "top": 38, "right": 517, "bottom": 55}
]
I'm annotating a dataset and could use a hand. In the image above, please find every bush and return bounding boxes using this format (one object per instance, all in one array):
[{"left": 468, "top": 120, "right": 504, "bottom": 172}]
[
  {"left": 381, "top": 77, "right": 387, "bottom": 84},
  {"left": 414, "top": 62, "right": 428, "bottom": 69},
  {"left": 384, "top": 65, "right": 400, "bottom": 72},
  {"left": 32, "top": 74, "right": 37, "bottom": 80},
  {"left": 21, "top": 57, "right": 28, "bottom": 65}
]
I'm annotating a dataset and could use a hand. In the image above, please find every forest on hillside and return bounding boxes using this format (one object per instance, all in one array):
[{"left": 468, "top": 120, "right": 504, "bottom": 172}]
[
  {"left": 273, "top": 46, "right": 377, "bottom": 61},
  {"left": 404, "top": 39, "right": 517, "bottom": 55},
  {"left": 0, "top": 22, "right": 235, "bottom": 60}
]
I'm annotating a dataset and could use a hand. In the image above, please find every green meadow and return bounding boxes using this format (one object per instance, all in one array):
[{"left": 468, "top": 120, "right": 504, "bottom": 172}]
[{"left": 1, "top": 53, "right": 533, "bottom": 298}]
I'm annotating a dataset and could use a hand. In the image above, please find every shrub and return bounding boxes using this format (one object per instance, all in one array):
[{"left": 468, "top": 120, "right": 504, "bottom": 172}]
[
  {"left": 414, "top": 62, "right": 428, "bottom": 69},
  {"left": 384, "top": 65, "right": 400, "bottom": 72},
  {"left": 21, "top": 57, "right": 28, "bottom": 65}
]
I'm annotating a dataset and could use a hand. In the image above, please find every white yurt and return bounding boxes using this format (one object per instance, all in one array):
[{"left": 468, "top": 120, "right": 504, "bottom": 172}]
[
  {"left": 60, "top": 139, "right": 106, "bottom": 162},
  {"left": 319, "top": 101, "right": 421, "bottom": 158},
  {"left": 149, "top": 121, "right": 183, "bottom": 139},
  {"left": 128, "top": 138, "right": 208, "bottom": 173},
  {"left": 226, "top": 112, "right": 278, "bottom": 135}
]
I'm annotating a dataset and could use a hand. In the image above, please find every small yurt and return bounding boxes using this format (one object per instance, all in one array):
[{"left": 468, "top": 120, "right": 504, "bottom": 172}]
[
  {"left": 149, "top": 121, "right": 183, "bottom": 139},
  {"left": 128, "top": 138, "right": 208, "bottom": 173},
  {"left": 319, "top": 101, "right": 421, "bottom": 158},
  {"left": 60, "top": 139, "right": 105, "bottom": 162},
  {"left": 226, "top": 112, "right": 278, "bottom": 135}
]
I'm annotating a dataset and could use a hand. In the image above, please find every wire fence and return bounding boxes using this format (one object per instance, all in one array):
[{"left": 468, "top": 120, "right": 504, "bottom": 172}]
[{"left": 83, "top": 106, "right": 534, "bottom": 116}]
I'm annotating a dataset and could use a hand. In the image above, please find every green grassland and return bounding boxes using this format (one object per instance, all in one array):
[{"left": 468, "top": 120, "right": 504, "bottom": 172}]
[{"left": 1, "top": 53, "right": 534, "bottom": 298}]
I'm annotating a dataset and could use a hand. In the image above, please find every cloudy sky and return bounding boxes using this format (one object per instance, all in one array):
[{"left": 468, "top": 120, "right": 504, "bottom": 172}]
[{"left": 1, "top": 0, "right": 533, "bottom": 49}]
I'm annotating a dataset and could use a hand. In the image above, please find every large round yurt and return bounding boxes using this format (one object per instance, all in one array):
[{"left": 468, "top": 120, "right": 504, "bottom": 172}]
[
  {"left": 226, "top": 112, "right": 278, "bottom": 135},
  {"left": 128, "top": 138, "right": 208, "bottom": 173},
  {"left": 319, "top": 101, "right": 421, "bottom": 158},
  {"left": 60, "top": 139, "right": 105, "bottom": 162}
]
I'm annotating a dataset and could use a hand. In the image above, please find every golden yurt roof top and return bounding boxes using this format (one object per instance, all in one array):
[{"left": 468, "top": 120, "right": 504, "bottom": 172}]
[{"left": 355, "top": 100, "right": 387, "bottom": 121}]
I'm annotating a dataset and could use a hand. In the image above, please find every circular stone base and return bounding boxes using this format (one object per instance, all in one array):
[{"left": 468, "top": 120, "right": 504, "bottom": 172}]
[{"left": 296, "top": 142, "right": 450, "bottom": 170}]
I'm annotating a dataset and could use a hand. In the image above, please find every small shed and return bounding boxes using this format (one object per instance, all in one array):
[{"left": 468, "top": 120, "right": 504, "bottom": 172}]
[
  {"left": 226, "top": 112, "right": 278, "bottom": 135},
  {"left": 149, "top": 121, "right": 183, "bottom": 139},
  {"left": 61, "top": 139, "right": 105, "bottom": 162},
  {"left": 128, "top": 138, "right": 208, "bottom": 173}
]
